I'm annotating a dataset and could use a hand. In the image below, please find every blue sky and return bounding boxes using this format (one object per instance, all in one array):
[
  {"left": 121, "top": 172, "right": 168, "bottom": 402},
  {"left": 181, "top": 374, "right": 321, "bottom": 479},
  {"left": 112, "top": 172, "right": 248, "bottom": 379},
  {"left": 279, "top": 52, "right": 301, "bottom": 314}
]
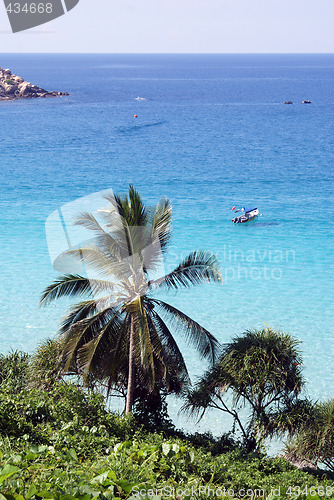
[{"left": 0, "top": 0, "right": 333, "bottom": 53}]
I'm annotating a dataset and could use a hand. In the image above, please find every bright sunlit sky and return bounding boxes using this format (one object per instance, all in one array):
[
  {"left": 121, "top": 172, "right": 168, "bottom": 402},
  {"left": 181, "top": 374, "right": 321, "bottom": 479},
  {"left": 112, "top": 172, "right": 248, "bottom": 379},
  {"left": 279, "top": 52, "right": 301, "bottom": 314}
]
[{"left": 0, "top": 0, "right": 333, "bottom": 53}]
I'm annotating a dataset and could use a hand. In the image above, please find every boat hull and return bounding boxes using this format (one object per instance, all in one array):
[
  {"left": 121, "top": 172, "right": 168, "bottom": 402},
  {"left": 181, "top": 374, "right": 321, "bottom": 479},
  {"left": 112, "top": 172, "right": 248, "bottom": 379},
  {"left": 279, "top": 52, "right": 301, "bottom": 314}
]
[{"left": 232, "top": 208, "right": 259, "bottom": 224}]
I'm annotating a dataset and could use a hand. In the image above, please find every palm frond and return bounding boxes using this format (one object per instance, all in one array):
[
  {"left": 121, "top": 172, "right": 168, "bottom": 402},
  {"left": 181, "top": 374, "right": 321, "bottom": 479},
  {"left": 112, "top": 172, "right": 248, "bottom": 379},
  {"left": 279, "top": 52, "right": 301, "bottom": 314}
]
[
  {"left": 63, "top": 247, "right": 129, "bottom": 280},
  {"left": 151, "top": 198, "right": 172, "bottom": 252},
  {"left": 77, "top": 308, "right": 123, "bottom": 379},
  {"left": 74, "top": 211, "right": 110, "bottom": 236},
  {"left": 40, "top": 275, "right": 112, "bottom": 306},
  {"left": 147, "top": 304, "right": 190, "bottom": 383},
  {"left": 61, "top": 306, "right": 122, "bottom": 372},
  {"left": 75, "top": 210, "right": 142, "bottom": 263},
  {"left": 59, "top": 297, "right": 118, "bottom": 334},
  {"left": 102, "top": 322, "right": 130, "bottom": 392},
  {"left": 152, "top": 299, "right": 220, "bottom": 365},
  {"left": 60, "top": 299, "right": 101, "bottom": 333},
  {"left": 181, "top": 384, "right": 213, "bottom": 420},
  {"left": 150, "top": 251, "right": 222, "bottom": 290},
  {"left": 105, "top": 184, "right": 147, "bottom": 228},
  {"left": 128, "top": 184, "right": 148, "bottom": 226}
]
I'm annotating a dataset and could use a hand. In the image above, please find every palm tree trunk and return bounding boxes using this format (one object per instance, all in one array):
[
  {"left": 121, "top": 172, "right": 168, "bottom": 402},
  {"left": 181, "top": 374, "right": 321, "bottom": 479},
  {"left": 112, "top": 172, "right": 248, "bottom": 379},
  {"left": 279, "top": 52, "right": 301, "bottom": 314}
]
[{"left": 126, "top": 315, "right": 135, "bottom": 415}]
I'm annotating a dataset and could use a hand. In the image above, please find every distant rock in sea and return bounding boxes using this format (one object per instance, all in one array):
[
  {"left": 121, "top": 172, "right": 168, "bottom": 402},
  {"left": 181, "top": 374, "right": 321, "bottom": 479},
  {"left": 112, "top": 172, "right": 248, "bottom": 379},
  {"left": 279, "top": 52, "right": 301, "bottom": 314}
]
[{"left": 0, "top": 66, "right": 69, "bottom": 101}]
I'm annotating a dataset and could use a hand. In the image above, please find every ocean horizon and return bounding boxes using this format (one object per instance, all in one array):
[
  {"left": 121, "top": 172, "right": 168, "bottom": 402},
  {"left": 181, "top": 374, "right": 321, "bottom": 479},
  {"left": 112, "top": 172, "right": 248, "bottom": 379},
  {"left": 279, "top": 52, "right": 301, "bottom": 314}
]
[{"left": 0, "top": 53, "right": 333, "bottom": 450}]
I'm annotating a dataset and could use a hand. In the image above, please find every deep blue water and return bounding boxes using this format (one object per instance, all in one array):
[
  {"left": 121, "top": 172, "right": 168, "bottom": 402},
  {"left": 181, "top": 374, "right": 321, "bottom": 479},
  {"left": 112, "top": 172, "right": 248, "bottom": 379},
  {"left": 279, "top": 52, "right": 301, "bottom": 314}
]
[{"left": 0, "top": 54, "right": 333, "bottom": 445}]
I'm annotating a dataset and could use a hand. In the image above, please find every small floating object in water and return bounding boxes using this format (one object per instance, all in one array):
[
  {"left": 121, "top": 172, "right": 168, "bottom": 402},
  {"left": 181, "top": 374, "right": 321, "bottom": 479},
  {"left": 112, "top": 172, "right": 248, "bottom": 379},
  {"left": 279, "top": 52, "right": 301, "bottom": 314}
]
[
  {"left": 284, "top": 101, "right": 293, "bottom": 104},
  {"left": 232, "top": 207, "right": 259, "bottom": 224},
  {"left": 134, "top": 114, "right": 138, "bottom": 118},
  {"left": 302, "top": 100, "right": 311, "bottom": 104},
  {"left": 135, "top": 97, "right": 147, "bottom": 101}
]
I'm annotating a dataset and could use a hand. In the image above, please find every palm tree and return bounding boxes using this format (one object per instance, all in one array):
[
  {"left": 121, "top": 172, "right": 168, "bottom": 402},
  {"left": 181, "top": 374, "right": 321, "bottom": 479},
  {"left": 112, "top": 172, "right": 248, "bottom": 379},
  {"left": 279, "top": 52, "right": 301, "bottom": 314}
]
[
  {"left": 182, "top": 327, "right": 305, "bottom": 451},
  {"left": 41, "top": 185, "right": 222, "bottom": 414}
]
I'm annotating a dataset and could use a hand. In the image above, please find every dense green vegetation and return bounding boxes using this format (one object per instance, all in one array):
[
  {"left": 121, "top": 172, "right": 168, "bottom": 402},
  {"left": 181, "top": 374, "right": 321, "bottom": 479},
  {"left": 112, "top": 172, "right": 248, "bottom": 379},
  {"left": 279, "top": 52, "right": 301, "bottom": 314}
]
[
  {"left": 0, "top": 352, "right": 333, "bottom": 499},
  {"left": 0, "top": 350, "right": 334, "bottom": 499}
]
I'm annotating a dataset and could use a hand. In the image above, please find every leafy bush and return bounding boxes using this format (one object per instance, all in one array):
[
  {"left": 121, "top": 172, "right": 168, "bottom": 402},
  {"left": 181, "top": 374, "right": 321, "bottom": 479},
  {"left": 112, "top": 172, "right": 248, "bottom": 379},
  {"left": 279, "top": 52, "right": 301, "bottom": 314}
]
[
  {"left": 0, "top": 334, "right": 333, "bottom": 498},
  {"left": 1, "top": 434, "right": 333, "bottom": 499},
  {"left": 182, "top": 430, "right": 238, "bottom": 455},
  {"left": 0, "top": 373, "right": 333, "bottom": 498},
  {"left": 28, "top": 338, "right": 64, "bottom": 390},
  {"left": 132, "top": 389, "right": 175, "bottom": 434},
  {"left": 0, "top": 382, "right": 138, "bottom": 447}
]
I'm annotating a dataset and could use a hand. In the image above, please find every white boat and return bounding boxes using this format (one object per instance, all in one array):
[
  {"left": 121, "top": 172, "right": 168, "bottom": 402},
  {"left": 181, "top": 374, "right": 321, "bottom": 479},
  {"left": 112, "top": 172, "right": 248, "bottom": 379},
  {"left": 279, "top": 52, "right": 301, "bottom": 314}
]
[
  {"left": 135, "top": 96, "right": 147, "bottom": 101},
  {"left": 232, "top": 207, "right": 259, "bottom": 224}
]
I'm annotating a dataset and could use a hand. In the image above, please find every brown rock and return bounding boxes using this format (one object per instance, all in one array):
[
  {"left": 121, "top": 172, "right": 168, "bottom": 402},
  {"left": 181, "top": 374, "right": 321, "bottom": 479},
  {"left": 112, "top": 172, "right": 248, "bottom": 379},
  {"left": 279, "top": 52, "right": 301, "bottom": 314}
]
[
  {"left": 0, "top": 65, "right": 69, "bottom": 101},
  {"left": 4, "top": 84, "right": 16, "bottom": 94}
]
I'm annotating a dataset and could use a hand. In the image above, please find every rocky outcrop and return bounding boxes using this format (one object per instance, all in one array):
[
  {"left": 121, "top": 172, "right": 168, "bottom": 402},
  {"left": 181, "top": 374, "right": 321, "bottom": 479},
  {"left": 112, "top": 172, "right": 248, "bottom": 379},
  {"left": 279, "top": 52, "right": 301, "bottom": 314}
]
[{"left": 0, "top": 66, "right": 69, "bottom": 101}]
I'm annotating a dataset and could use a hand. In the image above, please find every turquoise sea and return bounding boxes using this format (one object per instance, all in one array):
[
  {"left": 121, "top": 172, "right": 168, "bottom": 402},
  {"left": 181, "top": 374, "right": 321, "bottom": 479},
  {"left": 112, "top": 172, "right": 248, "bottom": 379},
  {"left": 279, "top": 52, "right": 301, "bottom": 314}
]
[{"left": 0, "top": 54, "right": 333, "bottom": 445}]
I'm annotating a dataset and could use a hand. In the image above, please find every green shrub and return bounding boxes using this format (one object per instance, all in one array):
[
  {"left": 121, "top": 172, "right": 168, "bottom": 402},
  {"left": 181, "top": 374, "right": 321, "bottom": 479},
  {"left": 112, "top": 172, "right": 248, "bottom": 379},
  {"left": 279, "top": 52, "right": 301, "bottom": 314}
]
[
  {"left": 132, "top": 389, "right": 175, "bottom": 434},
  {"left": 0, "top": 378, "right": 333, "bottom": 498},
  {"left": 1, "top": 434, "right": 333, "bottom": 498},
  {"left": 28, "top": 338, "right": 64, "bottom": 390},
  {"left": 0, "top": 350, "right": 30, "bottom": 392},
  {"left": 0, "top": 338, "right": 333, "bottom": 498},
  {"left": 0, "top": 382, "right": 138, "bottom": 446}
]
